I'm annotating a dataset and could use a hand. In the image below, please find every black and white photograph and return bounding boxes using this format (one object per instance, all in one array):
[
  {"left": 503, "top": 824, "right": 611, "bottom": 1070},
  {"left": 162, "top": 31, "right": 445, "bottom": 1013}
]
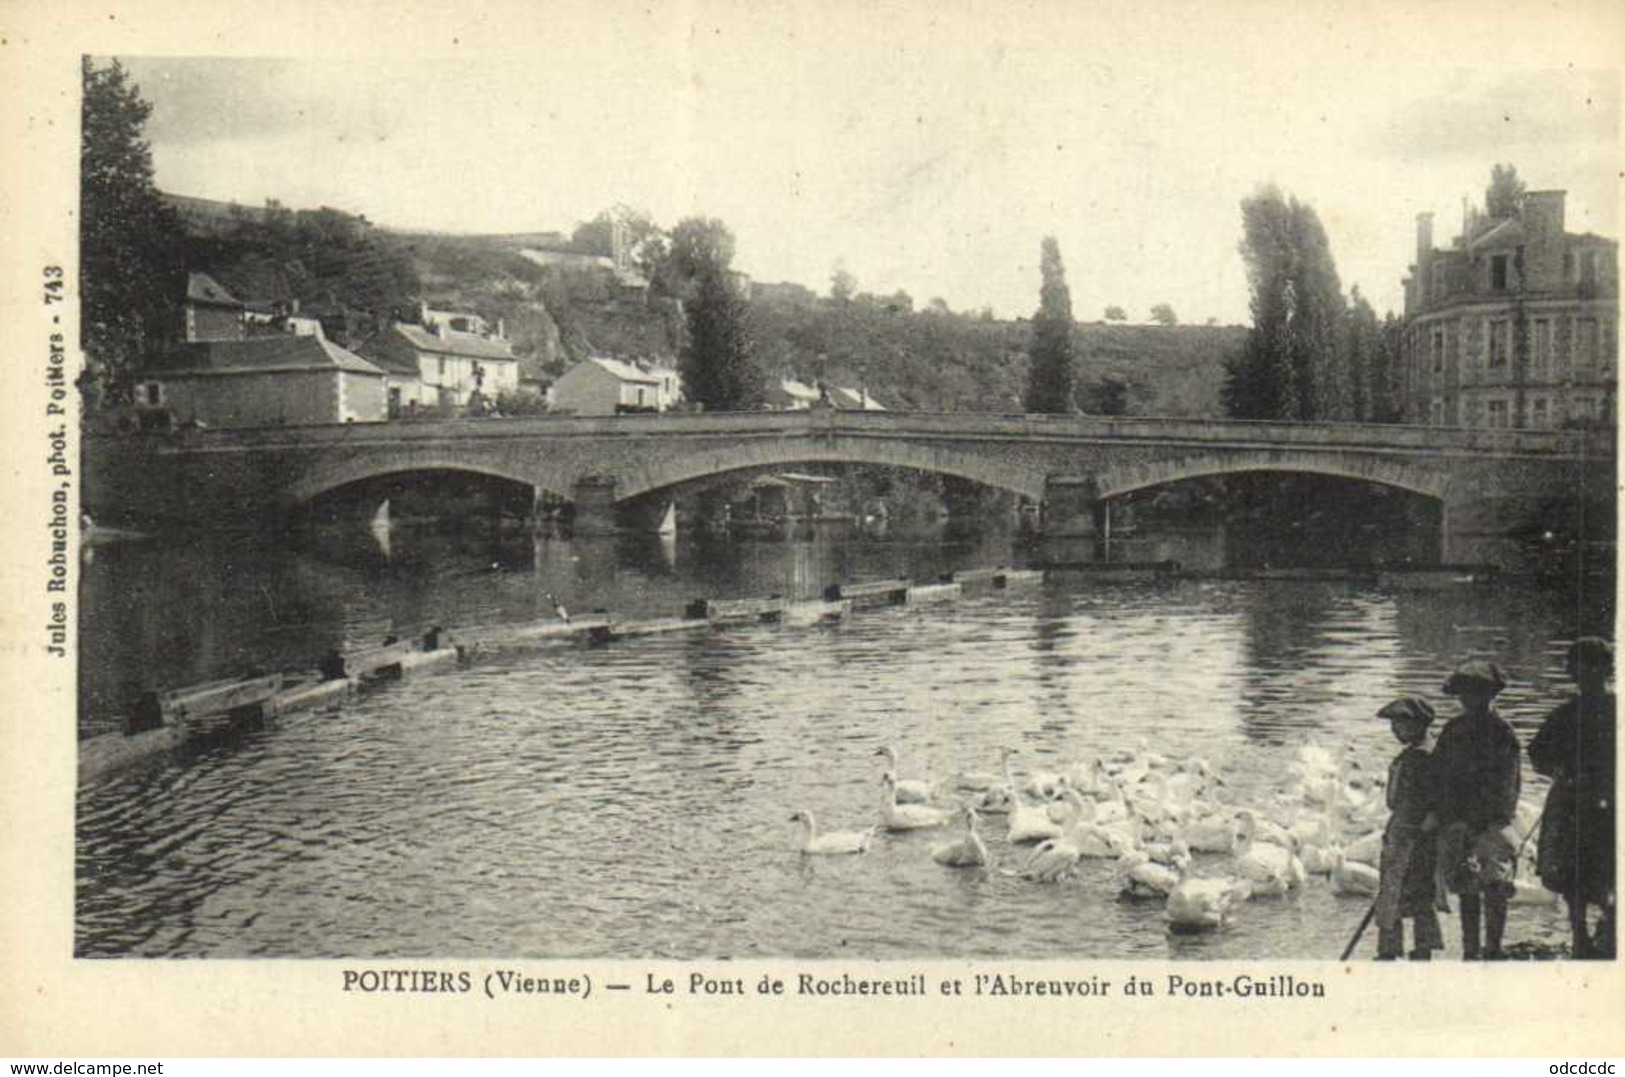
[{"left": 5, "top": 0, "right": 1623, "bottom": 1058}]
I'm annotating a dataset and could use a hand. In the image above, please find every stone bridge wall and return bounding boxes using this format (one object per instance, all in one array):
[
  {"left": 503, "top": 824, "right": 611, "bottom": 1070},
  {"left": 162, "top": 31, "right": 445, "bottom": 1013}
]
[{"left": 83, "top": 412, "right": 1613, "bottom": 560}]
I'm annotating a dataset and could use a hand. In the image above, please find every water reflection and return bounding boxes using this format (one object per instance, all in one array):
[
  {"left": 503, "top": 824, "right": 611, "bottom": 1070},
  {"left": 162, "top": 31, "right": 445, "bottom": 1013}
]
[{"left": 76, "top": 518, "right": 1609, "bottom": 960}]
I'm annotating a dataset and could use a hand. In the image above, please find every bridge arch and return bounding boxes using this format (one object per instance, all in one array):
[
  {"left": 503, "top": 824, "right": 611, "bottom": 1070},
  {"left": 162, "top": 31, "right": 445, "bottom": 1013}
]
[
  {"left": 614, "top": 437, "right": 1048, "bottom": 502},
  {"left": 1091, "top": 450, "right": 1451, "bottom": 503},
  {"left": 285, "top": 454, "right": 572, "bottom": 509}
]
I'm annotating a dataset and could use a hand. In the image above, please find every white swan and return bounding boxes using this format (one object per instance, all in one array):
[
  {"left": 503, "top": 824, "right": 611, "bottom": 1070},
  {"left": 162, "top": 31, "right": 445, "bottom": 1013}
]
[
  {"left": 1065, "top": 755, "right": 1109, "bottom": 797},
  {"left": 1177, "top": 808, "right": 1238, "bottom": 854},
  {"left": 1001, "top": 749, "right": 1064, "bottom": 844},
  {"left": 931, "top": 806, "right": 991, "bottom": 868},
  {"left": 789, "top": 810, "right": 875, "bottom": 855},
  {"left": 1343, "top": 828, "right": 1384, "bottom": 868},
  {"left": 874, "top": 746, "right": 932, "bottom": 804},
  {"left": 1165, "top": 858, "right": 1252, "bottom": 931},
  {"left": 879, "top": 773, "right": 952, "bottom": 831},
  {"left": 1328, "top": 847, "right": 1380, "bottom": 896},
  {"left": 1233, "top": 811, "right": 1304, "bottom": 897},
  {"left": 1117, "top": 848, "right": 1182, "bottom": 900},
  {"left": 1022, "top": 836, "right": 1082, "bottom": 882}
]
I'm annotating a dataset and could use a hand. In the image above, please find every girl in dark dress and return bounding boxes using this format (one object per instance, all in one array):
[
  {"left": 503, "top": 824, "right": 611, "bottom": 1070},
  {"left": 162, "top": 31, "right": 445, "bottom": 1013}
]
[{"left": 1529, "top": 637, "right": 1616, "bottom": 959}]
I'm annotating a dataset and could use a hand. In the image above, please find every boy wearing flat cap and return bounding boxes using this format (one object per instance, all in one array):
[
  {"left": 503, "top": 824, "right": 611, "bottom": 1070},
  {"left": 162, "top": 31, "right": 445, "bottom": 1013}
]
[
  {"left": 1529, "top": 637, "right": 1616, "bottom": 959},
  {"left": 1432, "top": 660, "right": 1520, "bottom": 960},
  {"left": 1374, "top": 696, "right": 1444, "bottom": 960}
]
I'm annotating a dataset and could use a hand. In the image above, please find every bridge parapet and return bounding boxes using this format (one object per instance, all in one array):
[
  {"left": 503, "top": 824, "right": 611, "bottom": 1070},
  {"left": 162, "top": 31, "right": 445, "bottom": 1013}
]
[{"left": 95, "top": 410, "right": 1608, "bottom": 460}]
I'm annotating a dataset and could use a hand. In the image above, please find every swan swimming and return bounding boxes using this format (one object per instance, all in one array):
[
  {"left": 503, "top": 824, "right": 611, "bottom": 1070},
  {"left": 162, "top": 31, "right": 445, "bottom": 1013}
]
[
  {"left": 1021, "top": 836, "right": 1082, "bottom": 882},
  {"left": 874, "top": 746, "right": 933, "bottom": 804},
  {"left": 879, "top": 773, "right": 952, "bottom": 831},
  {"left": 1232, "top": 811, "right": 1305, "bottom": 897},
  {"left": 931, "top": 806, "right": 991, "bottom": 868},
  {"left": 1165, "top": 858, "right": 1252, "bottom": 932},
  {"left": 788, "top": 810, "right": 875, "bottom": 855}
]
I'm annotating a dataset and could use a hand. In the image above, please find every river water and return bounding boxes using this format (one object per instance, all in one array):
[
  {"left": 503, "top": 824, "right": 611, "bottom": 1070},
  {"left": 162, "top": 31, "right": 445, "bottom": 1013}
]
[{"left": 75, "top": 522, "right": 1608, "bottom": 959}]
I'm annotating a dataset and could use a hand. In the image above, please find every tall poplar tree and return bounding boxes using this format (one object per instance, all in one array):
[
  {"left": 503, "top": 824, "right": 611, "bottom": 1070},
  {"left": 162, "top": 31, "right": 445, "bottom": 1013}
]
[
  {"left": 675, "top": 218, "right": 764, "bottom": 411},
  {"left": 80, "top": 57, "right": 183, "bottom": 407},
  {"left": 1022, "top": 237, "right": 1076, "bottom": 413},
  {"left": 1222, "top": 186, "right": 1349, "bottom": 421}
]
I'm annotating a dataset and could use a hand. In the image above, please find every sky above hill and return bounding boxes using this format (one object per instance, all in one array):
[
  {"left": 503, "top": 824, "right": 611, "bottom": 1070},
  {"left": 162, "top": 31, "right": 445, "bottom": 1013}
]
[{"left": 108, "top": 2, "right": 1620, "bottom": 324}]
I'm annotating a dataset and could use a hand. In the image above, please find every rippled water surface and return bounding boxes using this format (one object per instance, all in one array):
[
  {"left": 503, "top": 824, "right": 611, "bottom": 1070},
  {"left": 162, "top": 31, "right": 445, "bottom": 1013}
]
[{"left": 76, "top": 526, "right": 1604, "bottom": 958}]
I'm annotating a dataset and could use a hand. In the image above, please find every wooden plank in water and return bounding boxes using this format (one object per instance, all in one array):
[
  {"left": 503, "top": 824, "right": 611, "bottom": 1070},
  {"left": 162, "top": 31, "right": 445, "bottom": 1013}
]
[
  {"left": 828, "top": 579, "right": 910, "bottom": 608},
  {"left": 685, "top": 596, "right": 787, "bottom": 623},
  {"left": 952, "top": 567, "right": 1005, "bottom": 586},
  {"left": 781, "top": 598, "right": 851, "bottom": 625},
  {"left": 258, "top": 677, "right": 353, "bottom": 717},
  {"left": 904, "top": 581, "right": 963, "bottom": 604},
  {"left": 130, "top": 672, "right": 294, "bottom": 732},
  {"left": 995, "top": 569, "right": 1046, "bottom": 588},
  {"left": 448, "top": 616, "right": 609, "bottom": 652},
  {"left": 610, "top": 617, "right": 710, "bottom": 639}
]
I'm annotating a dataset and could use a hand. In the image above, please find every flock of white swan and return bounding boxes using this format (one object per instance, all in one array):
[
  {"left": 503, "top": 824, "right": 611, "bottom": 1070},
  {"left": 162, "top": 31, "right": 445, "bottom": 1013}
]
[{"left": 789, "top": 741, "right": 1560, "bottom": 933}]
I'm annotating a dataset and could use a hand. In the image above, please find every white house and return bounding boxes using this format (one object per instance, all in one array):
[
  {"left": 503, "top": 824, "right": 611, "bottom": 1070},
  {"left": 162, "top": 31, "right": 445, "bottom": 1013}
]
[
  {"left": 361, "top": 322, "right": 521, "bottom": 412},
  {"left": 551, "top": 357, "right": 680, "bottom": 415}
]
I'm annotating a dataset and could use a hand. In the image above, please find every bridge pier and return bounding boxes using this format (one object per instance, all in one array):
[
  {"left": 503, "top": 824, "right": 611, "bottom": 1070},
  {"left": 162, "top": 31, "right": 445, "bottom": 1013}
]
[
  {"left": 1041, "top": 476, "right": 1104, "bottom": 538},
  {"left": 571, "top": 476, "right": 619, "bottom": 537}
]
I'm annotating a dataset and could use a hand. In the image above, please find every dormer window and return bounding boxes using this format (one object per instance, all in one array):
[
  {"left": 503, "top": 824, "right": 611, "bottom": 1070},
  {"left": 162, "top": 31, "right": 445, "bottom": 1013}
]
[{"left": 1490, "top": 254, "right": 1509, "bottom": 292}]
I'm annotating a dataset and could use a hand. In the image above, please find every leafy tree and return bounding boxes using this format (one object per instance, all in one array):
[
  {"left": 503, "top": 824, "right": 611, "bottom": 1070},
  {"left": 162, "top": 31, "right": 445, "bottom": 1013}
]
[
  {"left": 80, "top": 57, "right": 185, "bottom": 407},
  {"left": 676, "top": 218, "right": 764, "bottom": 411},
  {"left": 665, "top": 218, "right": 736, "bottom": 287},
  {"left": 1343, "top": 286, "right": 1380, "bottom": 421},
  {"left": 1022, "top": 236, "right": 1076, "bottom": 413},
  {"left": 1149, "top": 303, "right": 1178, "bottom": 326},
  {"left": 1079, "top": 374, "right": 1130, "bottom": 416},
  {"left": 1486, "top": 163, "right": 1525, "bottom": 220},
  {"left": 927, "top": 297, "right": 951, "bottom": 315},
  {"left": 1103, "top": 305, "right": 1127, "bottom": 322},
  {"left": 1222, "top": 186, "right": 1348, "bottom": 421},
  {"left": 829, "top": 266, "right": 857, "bottom": 302}
]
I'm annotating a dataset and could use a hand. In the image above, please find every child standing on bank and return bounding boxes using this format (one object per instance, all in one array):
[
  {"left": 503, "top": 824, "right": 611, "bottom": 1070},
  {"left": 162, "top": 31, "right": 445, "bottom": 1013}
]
[
  {"left": 1374, "top": 696, "right": 1445, "bottom": 960},
  {"left": 1432, "top": 660, "right": 1521, "bottom": 960}
]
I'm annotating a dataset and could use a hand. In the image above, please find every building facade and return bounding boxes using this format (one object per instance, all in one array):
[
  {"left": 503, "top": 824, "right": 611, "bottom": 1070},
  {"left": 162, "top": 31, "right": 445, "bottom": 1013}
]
[
  {"left": 1401, "top": 189, "right": 1617, "bottom": 430},
  {"left": 140, "top": 333, "right": 388, "bottom": 429},
  {"left": 550, "top": 357, "right": 679, "bottom": 415},
  {"left": 362, "top": 322, "right": 521, "bottom": 411}
]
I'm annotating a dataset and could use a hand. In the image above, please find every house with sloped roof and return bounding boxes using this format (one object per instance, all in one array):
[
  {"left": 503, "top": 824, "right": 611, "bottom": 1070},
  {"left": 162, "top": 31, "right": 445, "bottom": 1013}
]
[
  {"left": 765, "top": 377, "right": 885, "bottom": 411},
  {"left": 550, "top": 356, "right": 680, "bottom": 415},
  {"left": 138, "top": 330, "right": 388, "bottom": 428},
  {"left": 359, "top": 322, "right": 521, "bottom": 412},
  {"left": 1402, "top": 188, "right": 1617, "bottom": 430},
  {"left": 184, "top": 272, "right": 247, "bottom": 343}
]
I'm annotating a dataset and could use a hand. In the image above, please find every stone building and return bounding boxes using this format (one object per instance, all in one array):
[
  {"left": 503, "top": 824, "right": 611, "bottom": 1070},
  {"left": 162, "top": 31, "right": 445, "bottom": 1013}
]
[
  {"left": 140, "top": 332, "right": 388, "bottom": 429},
  {"left": 550, "top": 357, "right": 680, "bottom": 415},
  {"left": 1400, "top": 189, "right": 1617, "bottom": 429}
]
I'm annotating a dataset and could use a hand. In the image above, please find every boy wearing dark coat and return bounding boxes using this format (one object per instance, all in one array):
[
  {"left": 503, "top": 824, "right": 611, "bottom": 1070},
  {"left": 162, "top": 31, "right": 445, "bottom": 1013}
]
[
  {"left": 1432, "top": 660, "right": 1521, "bottom": 960},
  {"left": 1530, "top": 637, "right": 1616, "bottom": 959},
  {"left": 1374, "top": 696, "right": 1444, "bottom": 960}
]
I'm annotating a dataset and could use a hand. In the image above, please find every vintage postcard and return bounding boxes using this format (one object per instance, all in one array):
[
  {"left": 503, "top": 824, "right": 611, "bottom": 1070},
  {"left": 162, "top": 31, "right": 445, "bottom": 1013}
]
[{"left": 2, "top": 0, "right": 1622, "bottom": 1058}]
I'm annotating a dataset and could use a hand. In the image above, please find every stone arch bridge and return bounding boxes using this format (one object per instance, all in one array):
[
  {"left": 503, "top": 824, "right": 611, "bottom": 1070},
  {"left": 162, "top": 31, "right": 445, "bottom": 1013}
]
[{"left": 84, "top": 411, "right": 1614, "bottom": 562}]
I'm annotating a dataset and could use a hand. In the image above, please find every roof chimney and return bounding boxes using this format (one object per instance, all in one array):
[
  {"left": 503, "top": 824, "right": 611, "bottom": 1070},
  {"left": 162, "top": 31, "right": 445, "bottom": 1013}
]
[
  {"left": 1522, "top": 190, "right": 1567, "bottom": 239},
  {"left": 1416, "top": 212, "right": 1434, "bottom": 262}
]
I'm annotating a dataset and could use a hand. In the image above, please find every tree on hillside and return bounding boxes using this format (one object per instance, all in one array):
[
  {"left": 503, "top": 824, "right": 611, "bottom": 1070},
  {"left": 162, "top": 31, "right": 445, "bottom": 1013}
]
[
  {"left": 829, "top": 266, "right": 857, "bottom": 303},
  {"left": 1023, "top": 237, "right": 1077, "bottom": 413},
  {"left": 1486, "top": 163, "right": 1525, "bottom": 220},
  {"left": 80, "top": 57, "right": 185, "bottom": 407},
  {"left": 676, "top": 218, "right": 764, "bottom": 411},
  {"left": 1103, "top": 305, "right": 1127, "bottom": 322},
  {"left": 1149, "top": 303, "right": 1178, "bottom": 326},
  {"left": 1222, "top": 186, "right": 1348, "bottom": 421}
]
